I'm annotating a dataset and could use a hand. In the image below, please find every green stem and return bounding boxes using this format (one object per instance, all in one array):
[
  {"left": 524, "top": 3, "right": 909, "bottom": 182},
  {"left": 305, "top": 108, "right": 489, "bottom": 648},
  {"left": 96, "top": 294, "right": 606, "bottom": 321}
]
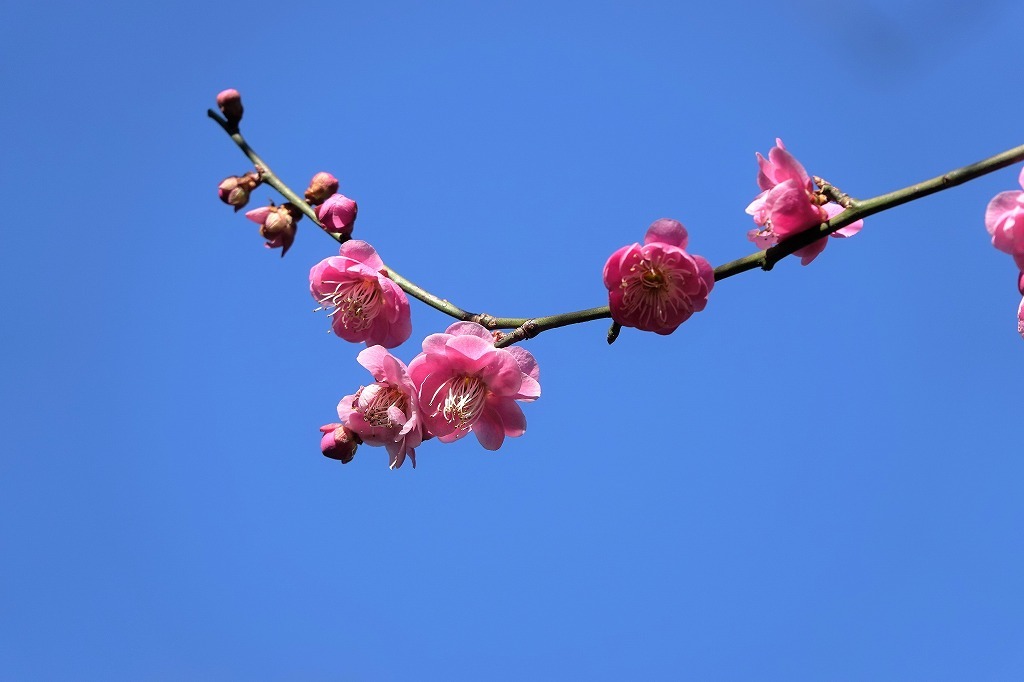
[{"left": 210, "top": 109, "right": 1024, "bottom": 347}]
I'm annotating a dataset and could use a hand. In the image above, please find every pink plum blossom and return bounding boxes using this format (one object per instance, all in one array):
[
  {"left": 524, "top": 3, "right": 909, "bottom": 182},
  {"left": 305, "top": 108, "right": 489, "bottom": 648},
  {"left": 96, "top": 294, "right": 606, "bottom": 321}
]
[
  {"left": 319, "top": 423, "right": 359, "bottom": 463},
  {"left": 408, "top": 322, "right": 540, "bottom": 451},
  {"left": 746, "top": 138, "right": 863, "bottom": 265},
  {"left": 338, "top": 346, "right": 425, "bottom": 469},
  {"left": 316, "top": 193, "right": 359, "bottom": 236},
  {"left": 602, "top": 218, "right": 714, "bottom": 335},
  {"left": 310, "top": 240, "right": 412, "bottom": 348},
  {"left": 985, "top": 167, "right": 1024, "bottom": 268}
]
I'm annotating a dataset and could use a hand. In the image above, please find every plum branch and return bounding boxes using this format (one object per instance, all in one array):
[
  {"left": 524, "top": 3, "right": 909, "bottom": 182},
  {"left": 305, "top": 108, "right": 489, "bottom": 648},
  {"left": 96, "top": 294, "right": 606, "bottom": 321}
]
[{"left": 209, "top": 108, "right": 1024, "bottom": 348}]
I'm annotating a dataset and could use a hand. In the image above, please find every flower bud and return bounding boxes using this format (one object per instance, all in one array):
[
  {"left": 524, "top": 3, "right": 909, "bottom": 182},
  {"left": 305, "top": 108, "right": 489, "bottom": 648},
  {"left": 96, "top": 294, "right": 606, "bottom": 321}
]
[
  {"left": 216, "top": 89, "right": 244, "bottom": 125},
  {"left": 244, "top": 202, "right": 302, "bottom": 256},
  {"left": 217, "top": 171, "right": 261, "bottom": 211},
  {"left": 316, "top": 193, "right": 358, "bottom": 236},
  {"left": 304, "top": 172, "right": 340, "bottom": 205},
  {"left": 1018, "top": 271, "right": 1024, "bottom": 296},
  {"left": 320, "top": 423, "right": 360, "bottom": 463}
]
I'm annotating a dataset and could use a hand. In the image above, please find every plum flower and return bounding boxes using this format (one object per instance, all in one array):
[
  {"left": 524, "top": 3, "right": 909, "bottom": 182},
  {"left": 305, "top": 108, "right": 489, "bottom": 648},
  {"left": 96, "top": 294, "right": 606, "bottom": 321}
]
[
  {"left": 602, "top": 218, "right": 714, "bottom": 335},
  {"left": 985, "top": 166, "right": 1024, "bottom": 271},
  {"left": 316, "top": 193, "right": 359, "bottom": 236},
  {"left": 408, "top": 322, "right": 540, "bottom": 451},
  {"left": 338, "top": 346, "right": 425, "bottom": 469},
  {"left": 310, "top": 240, "right": 412, "bottom": 348},
  {"left": 746, "top": 138, "right": 863, "bottom": 265}
]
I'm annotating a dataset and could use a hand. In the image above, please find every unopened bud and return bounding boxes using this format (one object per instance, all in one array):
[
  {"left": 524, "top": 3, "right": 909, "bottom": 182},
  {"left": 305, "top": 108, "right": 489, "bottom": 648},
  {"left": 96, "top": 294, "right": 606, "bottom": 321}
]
[
  {"left": 244, "top": 202, "right": 302, "bottom": 256},
  {"left": 304, "top": 172, "right": 340, "bottom": 205},
  {"left": 217, "top": 171, "right": 261, "bottom": 211},
  {"left": 320, "top": 423, "right": 360, "bottom": 463},
  {"left": 316, "top": 193, "right": 358, "bottom": 236},
  {"left": 1018, "top": 271, "right": 1024, "bottom": 296},
  {"left": 216, "top": 89, "right": 244, "bottom": 124}
]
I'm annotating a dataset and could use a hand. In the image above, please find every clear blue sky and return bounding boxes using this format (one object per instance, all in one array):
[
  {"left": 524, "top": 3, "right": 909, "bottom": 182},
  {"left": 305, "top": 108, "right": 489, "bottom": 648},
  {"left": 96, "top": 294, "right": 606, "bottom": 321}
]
[{"left": 3, "top": 1, "right": 1024, "bottom": 679}]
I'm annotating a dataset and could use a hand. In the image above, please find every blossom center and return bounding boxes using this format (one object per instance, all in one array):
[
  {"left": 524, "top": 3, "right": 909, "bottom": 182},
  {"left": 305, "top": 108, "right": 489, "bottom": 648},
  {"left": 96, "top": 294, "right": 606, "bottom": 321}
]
[
  {"left": 362, "top": 384, "right": 409, "bottom": 429},
  {"left": 316, "top": 277, "right": 383, "bottom": 332},
  {"left": 620, "top": 255, "right": 690, "bottom": 326},
  {"left": 433, "top": 374, "right": 487, "bottom": 431}
]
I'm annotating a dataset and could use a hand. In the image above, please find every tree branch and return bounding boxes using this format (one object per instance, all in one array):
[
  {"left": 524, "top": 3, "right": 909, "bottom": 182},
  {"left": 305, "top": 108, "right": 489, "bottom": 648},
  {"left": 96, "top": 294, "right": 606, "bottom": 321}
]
[{"left": 210, "top": 109, "right": 1024, "bottom": 346}]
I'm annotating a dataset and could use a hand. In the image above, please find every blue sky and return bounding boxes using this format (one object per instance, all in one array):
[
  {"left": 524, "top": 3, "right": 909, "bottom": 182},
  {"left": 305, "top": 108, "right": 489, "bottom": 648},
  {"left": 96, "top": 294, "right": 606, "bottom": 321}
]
[{"left": 3, "top": 1, "right": 1024, "bottom": 679}]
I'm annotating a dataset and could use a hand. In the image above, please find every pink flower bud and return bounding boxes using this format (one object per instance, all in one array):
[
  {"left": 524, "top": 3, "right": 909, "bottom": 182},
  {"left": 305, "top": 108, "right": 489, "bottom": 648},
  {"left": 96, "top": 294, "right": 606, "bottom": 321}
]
[
  {"left": 1018, "top": 272, "right": 1024, "bottom": 297},
  {"left": 320, "top": 423, "right": 360, "bottom": 463},
  {"left": 216, "top": 88, "right": 244, "bottom": 124},
  {"left": 244, "top": 202, "right": 302, "bottom": 256},
  {"left": 316, "top": 193, "right": 359, "bottom": 236},
  {"left": 304, "top": 172, "right": 340, "bottom": 205},
  {"left": 217, "top": 171, "right": 261, "bottom": 211}
]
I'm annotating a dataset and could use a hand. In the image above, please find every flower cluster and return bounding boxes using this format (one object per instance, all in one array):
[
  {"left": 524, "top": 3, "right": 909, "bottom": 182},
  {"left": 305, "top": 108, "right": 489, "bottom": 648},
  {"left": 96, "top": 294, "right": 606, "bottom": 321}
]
[
  {"left": 746, "top": 139, "right": 863, "bottom": 265},
  {"left": 321, "top": 322, "right": 541, "bottom": 468},
  {"left": 984, "top": 167, "right": 1024, "bottom": 340},
  {"left": 215, "top": 86, "right": 1023, "bottom": 472},
  {"left": 603, "top": 219, "right": 715, "bottom": 335}
]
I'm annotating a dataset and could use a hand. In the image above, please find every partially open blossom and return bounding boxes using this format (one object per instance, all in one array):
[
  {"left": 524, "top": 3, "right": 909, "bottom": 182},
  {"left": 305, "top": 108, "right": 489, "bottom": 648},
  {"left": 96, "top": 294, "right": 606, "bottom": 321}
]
[
  {"left": 746, "top": 138, "right": 863, "bottom": 266},
  {"left": 985, "top": 167, "right": 1024, "bottom": 269},
  {"left": 320, "top": 423, "right": 360, "bottom": 463},
  {"left": 218, "top": 171, "right": 261, "bottom": 211},
  {"left": 337, "top": 346, "right": 425, "bottom": 469},
  {"left": 408, "top": 322, "right": 540, "bottom": 451},
  {"left": 316, "top": 193, "right": 358, "bottom": 236},
  {"left": 310, "top": 240, "right": 412, "bottom": 348},
  {"left": 305, "top": 172, "right": 340, "bottom": 205},
  {"left": 245, "top": 203, "right": 301, "bottom": 256},
  {"left": 1018, "top": 297, "right": 1024, "bottom": 340},
  {"left": 602, "top": 219, "right": 714, "bottom": 335},
  {"left": 216, "top": 88, "right": 243, "bottom": 125}
]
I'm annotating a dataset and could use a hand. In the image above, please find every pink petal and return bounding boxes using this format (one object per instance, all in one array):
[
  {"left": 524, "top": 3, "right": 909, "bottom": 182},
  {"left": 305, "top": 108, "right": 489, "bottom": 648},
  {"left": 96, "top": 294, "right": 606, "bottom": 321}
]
[
  {"left": 643, "top": 219, "right": 688, "bottom": 249},
  {"left": 490, "top": 397, "right": 526, "bottom": 438},
  {"left": 985, "top": 191, "right": 1022, "bottom": 239},
  {"left": 472, "top": 406, "right": 505, "bottom": 450},
  {"left": 793, "top": 239, "right": 828, "bottom": 266},
  {"left": 444, "top": 321, "right": 495, "bottom": 341},
  {"left": 822, "top": 202, "right": 863, "bottom": 238},
  {"left": 338, "top": 239, "right": 384, "bottom": 270},
  {"left": 505, "top": 346, "right": 539, "bottom": 383},
  {"left": 244, "top": 206, "right": 273, "bottom": 224},
  {"left": 356, "top": 345, "right": 391, "bottom": 379},
  {"left": 602, "top": 244, "right": 638, "bottom": 289}
]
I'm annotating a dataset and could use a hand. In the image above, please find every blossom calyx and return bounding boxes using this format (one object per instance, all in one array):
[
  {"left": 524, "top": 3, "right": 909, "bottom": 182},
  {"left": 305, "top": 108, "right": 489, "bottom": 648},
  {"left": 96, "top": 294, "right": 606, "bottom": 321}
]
[
  {"left": 316, "top": 194, "right": 359, "bottom": 236},
  {"left": 603, "top": 219, "right": 714, "bottom": 335},
  {"left": 320, "top": 423, "right": 360, "bottom": 463},
  {"left": 244, "top": 202, "right": 302, "bottom": 256},
  {"left": 304, "top": 172, "right": 340, "bottom": 205},
  {"left": 216, "top": 89, "right": 244, "bottom": 125},
  {"left": 217, "top": 171, "right": 261, "bottom": 211}
]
